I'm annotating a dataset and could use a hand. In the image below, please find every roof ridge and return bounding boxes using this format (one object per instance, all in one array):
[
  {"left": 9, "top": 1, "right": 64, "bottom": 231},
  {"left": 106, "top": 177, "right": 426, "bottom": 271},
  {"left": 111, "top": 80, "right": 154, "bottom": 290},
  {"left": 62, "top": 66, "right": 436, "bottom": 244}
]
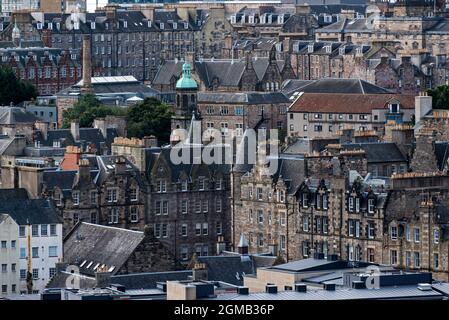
[{"left": 81, "top": 222, "right": 145, "bottom": 234}]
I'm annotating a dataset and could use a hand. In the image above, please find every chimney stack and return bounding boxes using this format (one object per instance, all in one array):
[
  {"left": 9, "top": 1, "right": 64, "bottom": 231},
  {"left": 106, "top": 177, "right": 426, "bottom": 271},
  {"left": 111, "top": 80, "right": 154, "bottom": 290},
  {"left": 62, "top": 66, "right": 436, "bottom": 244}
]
[
  {"left": 216, "top": 235, "right": 226, "bottom": 255},
  {"left": 81, "top": 35, "right": 93, "bottom": 94},
  {"left": 237, "top": 234, "right": 249, "bottom": 255},
  {"left": 114, "top": 156, "right": 126, "bottom": 175},
  {"left": 71, "top": 121, "right": 80, "bottom": 141}
]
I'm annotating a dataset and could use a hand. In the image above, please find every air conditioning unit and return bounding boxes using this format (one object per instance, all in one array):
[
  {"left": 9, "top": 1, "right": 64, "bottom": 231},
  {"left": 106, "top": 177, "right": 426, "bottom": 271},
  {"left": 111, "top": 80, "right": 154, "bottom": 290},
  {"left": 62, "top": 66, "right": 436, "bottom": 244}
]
[{"left": 418, "top": 283, "right": 432, "bottom": 291}]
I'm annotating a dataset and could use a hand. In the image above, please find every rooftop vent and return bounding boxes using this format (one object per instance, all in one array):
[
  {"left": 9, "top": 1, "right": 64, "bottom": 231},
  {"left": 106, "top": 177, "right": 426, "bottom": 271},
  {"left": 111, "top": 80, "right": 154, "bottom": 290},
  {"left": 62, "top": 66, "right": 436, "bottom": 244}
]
[
  {"left": 237, "top": 286, "right": 249, "bottom": 295},
  {"left": 418, "top": 283, "right": 432, "bottom": 291},
  {"left": 352, "top": 280, "right": 366, "bottom": 289},
  {"left": 323, "top": 283, "right": 335, "bottom": 291},
  {"left": 266, "top": 284, "right": 278, "bottom": 294},
  {"left": 295, "top": 283, "right": 307, "bottom": 292}
]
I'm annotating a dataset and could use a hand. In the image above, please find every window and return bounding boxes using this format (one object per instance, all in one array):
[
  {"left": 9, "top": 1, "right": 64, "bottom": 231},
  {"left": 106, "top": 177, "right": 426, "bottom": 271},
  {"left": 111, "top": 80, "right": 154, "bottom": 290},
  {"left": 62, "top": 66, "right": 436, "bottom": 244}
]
[
  {"left": 50, "top": 224, "right": 57, "bottom": 236},
  {"left": 390, "top": 226, "right": 398, "bottom": 240},
  {"left": 355, "top": 198, "right": 360, "bottom": 212},
  {"left": 249, "top": 186, "right": 253, "bottom": 198},
  {"left": 257, "top": 187, "right": 263, "bottom": 201},
  {"left": 72, "top": 191, "right": 80, "bottom": 205},
  {"left": 249, "top": 209, "right": 253, "bottom": 222},
  {"left": 355, "top": 220, "right": 360, "bottom": 238},
  {"left": 49, "top": 268, "right": 56, "bottom": 278},
  {"left": 32, "top": 268, "right": 39, "bottom": 280},
  {"left": 198, "top": 178, "right": 205, "bottom": 191},
  {"left": 157, "top": 180, "right": 167, "bottom": 193},
  {"left": 314, "top": 125, "right": 323, "bottom": 132},
  {"left": 280, "top": 212, "right": 286, "bottom": 226},
  {"left": 181, "top": 180, "right": 188, "bottom": 191},
  {"left": 32, "top": 225, "right": 39, "bottom": 237},
  {"left": 368, "top": 222, "right": 375, "bottom": 239},
  {"left": 348, "top": 220, "right": 354, "bottom": 237},
  {"left": 302, "top": 241, "right": 309, "bottom": 257},
  {"left": 108, "top": 208, "right": 119, "bottom": 224},
  {"left": 216, "top": 198, "right": 222, "bottom": 213},
  {"left": 41, "top": 224, "right": 48, "bottom": 236},
  {"left": 406, "top": 225, "right": 411, "bottom": 241},
  {"left": 130, "top": 188, "right": 138, "bottom": 201},
  {"left": 280, "top": 235, "right": 286, "bottom": 251},
  {"left": 154, "top": 224, "right": 161, "bottom": 238},
  {"left": 202, "top": 200, "right": 208, "bottom": 213},
  {"left": 195, "top": 223, "right": 201, "bottom": 236},
  {"left": 162, "top": 201, "right": 168, "bottom": 215},
  {"left": 19, "top": 226, "right": 25, "bottom": 237},
  {"left": 162, "top": 224, "right": 168, "bottom": 238},
  {"left": 278, "top": 190, "right": 285, "bottom": 203},
  {"left": 303, "top": 216, "right": 309, "bottom": 232},
  {"left": 181, "top": 246, "right": 188, "bottom": 261},
  {"left": 1, "top": 241, "right": 6, "bottom": 249},
  {"left": 405, "top": 251, "right": 411, "bottom": 267},
  {"left": 1, "top": 264, "right": 6, "bottom": 273},
  {"left": 181, "top": 200, "right": 188, "bottom": 214},
  {"left": 414, "top": 228, "right": 420, "bottom": 243},
  {"left": 20, "top": 269, "right": 26, "bottom": 280},
  {"left": 11, "top": 240, "right": 16, "bottom": 249},
  {"left": 434, "top": 229, "right": 440, "bottom": 244},
  {"left": 323, "top": 217, "right": 329, "bottom": 234},
  {"left": 48, "top": 246, "right": 57, "bottom": 257},
  {"left": 368, "top": 199, "right": 375, "bottom": 213},
  {"left": 257, "top": 210, "right": 264, "bottom": 224},
  {"left": 1, "top": 285, "right": 6, "bottom": 294},
  {"left": 258, "top": 234, "right": 264, "bottom": 247},
  {"left": 90, "top": 212, "right": 98, "bottom": 224},
  {"left": 216, "top": 222, "right": 222, "bottom": 235},
  {"left": 73, "top": 212, "right": 79, "bottom": 225},
  {"left": 349, "top": 197, "right": 354, "bottom": 212},
  {"left": 107, "top": 188, "right": 118, "bottom": 202},
  {"left": 302, "top": 193, "right": 308, "bottom": 208},
  {"left": 32, "top": 247, "right": 39, "bottom": 258},
  {"left": 367, "top": 248, "right": 375, "bottom": 263},
  {"left": 434, "top": 253, "right": 439, "bottom": 269},
  {"left": 202, "top": 223, "right": 208, "bottom": 235},
  {"left": 181, "top": 224, "right": 188, "bottom": 237},
  {"left": 220, "top": 106, "right": 229, "bottom": 115},
  {"left": 390, "top": 250, "right": 398, "bottom": 265},
  {"left": 216, "top": 179, "right": 223, "bottom": 190},
  {"left": 414, "top": 252, "right": 420, "bottom": 267},
  {"left": 323, "top": 195, "right": 328, "bottom": 210},
  {"left": 20, "top": 248, "right": 26, "bottom": 259},
  {"left": 268, "top": 210, "right": 272, "bottom": 225},
  {"left": 130, "top": 207, "right": 139, "bottom": 222},
  {"left": 195, "top": 201, "right": 201, "bottom": 213}
]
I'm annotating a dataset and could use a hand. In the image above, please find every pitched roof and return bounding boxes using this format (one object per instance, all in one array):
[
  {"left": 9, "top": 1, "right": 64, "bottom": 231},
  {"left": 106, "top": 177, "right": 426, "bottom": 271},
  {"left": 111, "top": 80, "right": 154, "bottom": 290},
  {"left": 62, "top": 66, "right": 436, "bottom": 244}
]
[
  {"left": 288, "top": 93, "right": 415, "bottom": 114},
  {"left": 342, "top": 142, "right": 407, "bottom": 163},
  {"left": 197, "top": 255, "right": 255, "bottom": 286},
  {"left": 64, "top": 222, "right": 145, "bottom": 276},
  {"left": 197, "top": 92, "right": 290, "bottom": 104},
  {"left": 0, "top": 106, "right": 40, "bottom": 124},
  {"left": 0, "top": 189, "right": 61, "bottom": 225}
]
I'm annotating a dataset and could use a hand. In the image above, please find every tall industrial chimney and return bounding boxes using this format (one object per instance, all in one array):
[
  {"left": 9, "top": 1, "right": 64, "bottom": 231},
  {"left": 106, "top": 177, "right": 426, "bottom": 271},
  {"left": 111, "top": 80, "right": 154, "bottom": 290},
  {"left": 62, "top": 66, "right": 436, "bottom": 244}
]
[{"left": 81, "top": 35, "right": 93, "bottom": 93}]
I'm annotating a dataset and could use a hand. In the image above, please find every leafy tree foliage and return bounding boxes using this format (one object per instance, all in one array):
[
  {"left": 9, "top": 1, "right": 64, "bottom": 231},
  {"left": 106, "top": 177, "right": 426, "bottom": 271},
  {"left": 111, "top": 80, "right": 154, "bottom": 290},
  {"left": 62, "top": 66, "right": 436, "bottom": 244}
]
[
  {"left": 428, "top": 85, "right": 449, "bottom": 109},
  {"left": 126, "top": 97, "right": 174, "bottom": 144},
  {"left": 0, "top": 67, "right": 37, "bottom": 105},
  {"left": 62, "top": 94, "right": 127, "bottom": 128}
]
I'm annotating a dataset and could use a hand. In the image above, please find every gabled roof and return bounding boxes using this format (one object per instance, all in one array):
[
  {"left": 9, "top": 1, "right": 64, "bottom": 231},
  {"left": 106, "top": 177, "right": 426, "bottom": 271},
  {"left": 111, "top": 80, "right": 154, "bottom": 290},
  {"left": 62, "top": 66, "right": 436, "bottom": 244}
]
[
  {"left": 197, "top": 92, "right": 290, "bottom": 104},
  {"left": 64, "top": 222, "right": 145, "bottom": 276},
  {"left": 0, "top": 188, "right": 61, "bottom": 225},
  {"left": 0, "top": 106, "right": 40, "bottom": 124}
]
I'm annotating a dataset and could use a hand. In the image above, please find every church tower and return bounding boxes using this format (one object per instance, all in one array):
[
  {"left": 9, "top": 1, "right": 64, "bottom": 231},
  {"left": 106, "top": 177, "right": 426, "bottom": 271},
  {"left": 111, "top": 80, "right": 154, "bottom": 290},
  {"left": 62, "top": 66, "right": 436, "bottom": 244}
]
[{"left": 172, "top": 62, "right": 198, "bottom": 131}]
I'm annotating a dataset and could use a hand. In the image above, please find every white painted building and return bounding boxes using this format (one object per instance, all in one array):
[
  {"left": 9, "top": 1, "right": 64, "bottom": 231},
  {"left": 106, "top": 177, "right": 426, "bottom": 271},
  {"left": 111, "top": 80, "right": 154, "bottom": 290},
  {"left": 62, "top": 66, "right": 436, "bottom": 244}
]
[
  {"left": 0, "top": 189, "right": 63, "bottom": 296},
  {"left": 1, "top": 0, "right": 39, "bottom": 15},
  {"left": 0, "top": 214, "right": 19, "bottom": 297},
  {"left": 17, "top": 222, "right": 63, "bottom": 294}
]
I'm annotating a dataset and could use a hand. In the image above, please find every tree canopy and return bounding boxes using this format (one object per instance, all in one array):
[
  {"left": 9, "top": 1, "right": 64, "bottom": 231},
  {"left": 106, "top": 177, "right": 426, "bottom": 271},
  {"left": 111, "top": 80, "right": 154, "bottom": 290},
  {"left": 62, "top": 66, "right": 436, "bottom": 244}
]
[
  {"left": 62, "top": 94, "right": 127, "bottom": 128},
  {"left": 427, "top": 85, "right": 449, "bottom": 109},
  {"left": 126, "top": 97, "right": 173, "bottom": 144},
  {"left": 0, "top": 67, "right": 37, "bottom": 105},
  {"left": 63, "top": 95, "right": 173, "bottom": 144}
]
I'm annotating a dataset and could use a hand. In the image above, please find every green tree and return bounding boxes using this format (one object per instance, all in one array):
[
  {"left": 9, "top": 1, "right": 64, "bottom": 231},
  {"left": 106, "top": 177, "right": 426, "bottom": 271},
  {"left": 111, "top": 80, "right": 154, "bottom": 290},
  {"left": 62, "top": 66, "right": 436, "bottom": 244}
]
[
  {"left": 126, "top": 97, "right": 174, "bottom": 144},
  {"left": 0, "top": 67, "right": 37, "bottom": 105},
  {"left": 427, "top": 85, "right": 449, "bottom": 109},
  {"left": 62, "top": 94, "right": 126, "bottom": 128}
]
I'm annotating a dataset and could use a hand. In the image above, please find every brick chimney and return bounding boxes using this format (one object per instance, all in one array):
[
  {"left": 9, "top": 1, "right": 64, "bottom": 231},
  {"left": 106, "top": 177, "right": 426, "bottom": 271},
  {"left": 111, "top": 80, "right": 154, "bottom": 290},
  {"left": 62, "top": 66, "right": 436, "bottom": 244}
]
[
  {"left": 81, "top": 35, "right": 93, "bottom": 94},
  {"left": 78, "top": 158, "right": 91, "bottom": 183},
  {"left": 143, "top": 135, "right": 158, "bottom": 148},
  {"left": 114, "top": 156, "right": 126, "bottom": 175},
  {"left": 192, "top": 262, "right": 208, "bottom": 281},
  {"left": 60, "top": 146, "right": 82, "bottom": 171},
  {"left": 42, "top": 29, "right": 52, "bottom": 48}
]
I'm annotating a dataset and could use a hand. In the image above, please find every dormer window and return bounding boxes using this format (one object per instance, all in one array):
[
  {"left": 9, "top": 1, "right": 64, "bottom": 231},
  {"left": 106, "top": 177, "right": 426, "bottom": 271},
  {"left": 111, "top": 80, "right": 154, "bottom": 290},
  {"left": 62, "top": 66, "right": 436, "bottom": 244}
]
[
  {"left": 248, "top": 15, "right": 254, "bottom": 24},
  {"left": 267, "top": 15, "right": 272, "bottom": 24},
  {"left": 37, "top": 22, "right": 43, "bottom": 30},
  {"left": 339, "top": 47, "right": 345, "bottom": 55},
  {"left": 389, "top": 103, "right": 400, "bottom": 113},
  {"left": 349, "top": 197, "right": 354, "bottom": 212},
  {"left": 184, "top": 22, "right": 188, "bottom": 29},
  {"left": 277, "top": 14, "right": 284, "bottom": 24},
  {"left": 48, "top": 22, "right": 53, "bottom": 30},
  {"left": 231, "top": 15, "right": 236, "bottom": 24},
  {"left": 356, "top": 47, "right": 362, "bottom": 55},
  {"left": 302, "top": 193, "right": 308, "bottom": 208},
  {"left": 325, "top": 45, "right": 331, "bottom": 53},
  {"left": 123, "top": 21, "right": 128, "bottom": 28},
  {"left": 160, "top": 22, "right": 164, "bottom": 30},
  {"left": 74, "top": 22, "right": 79, "bottom": 30},
  {"left": 91, "top": 22, "right": 96, "bottom": 29},
  {"left": 148, "top": 20, "right": 152, "bottom": 28},
  {"left": 355, "top": 198, "right": 360, "bottom": 212},
  {"left": 173, "top": 22, "right": 177, "bottom": 29},
  {"left": 323, "top": 194, "right": 328, "bottom": 210},
  {"left": 308, "top": 44, "right": 314, "bottom": 53},
  {"left": 56, "top": 23, "right": 60, "bottom": 30},
  {"left": 368, "top": 198, "right": 375, "bottom": 213}
]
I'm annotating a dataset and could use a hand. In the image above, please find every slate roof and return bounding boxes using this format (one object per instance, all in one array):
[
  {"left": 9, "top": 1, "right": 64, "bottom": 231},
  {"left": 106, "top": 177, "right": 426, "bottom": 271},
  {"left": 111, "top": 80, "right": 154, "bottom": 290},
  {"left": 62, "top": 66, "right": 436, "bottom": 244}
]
[
  {"left": 282, "top": 78, "right": 392, "bottom": 97},
  {"left": 434, "top": 142, "right": 449, "bottom": 170},
  {"left": 197, "top": 255, "right": 255, "bottom": 286},
  {"left": 342, "top": 142, "right": 407, "bottom": 163},
  {"left": 0, "top": 106, "right": 40, "bottom": 124},
  {"left": 0, "top": 188, "right": 61, "bottom": 225},
  {"left": 270, "top": 258, "right": 376, "bottom": 273},
  {"left": 111, "top": 271, "right": 193, "bottom": 290},
  {"left": 288, "top": 93, "right": 415, "bottom": 113},
  {"left": 63, "top": 222, "right": 145, "bottom": 276},
  {"left": 197, "top": 92, "right": 290, "bottom": 104}
]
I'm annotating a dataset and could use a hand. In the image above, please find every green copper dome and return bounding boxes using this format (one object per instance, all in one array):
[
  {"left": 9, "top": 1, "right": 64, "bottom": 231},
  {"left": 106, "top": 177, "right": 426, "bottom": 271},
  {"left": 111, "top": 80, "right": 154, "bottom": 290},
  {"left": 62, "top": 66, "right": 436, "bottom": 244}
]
[{"left": 176, "top": 62, "right": 198, "bottom": 90}]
